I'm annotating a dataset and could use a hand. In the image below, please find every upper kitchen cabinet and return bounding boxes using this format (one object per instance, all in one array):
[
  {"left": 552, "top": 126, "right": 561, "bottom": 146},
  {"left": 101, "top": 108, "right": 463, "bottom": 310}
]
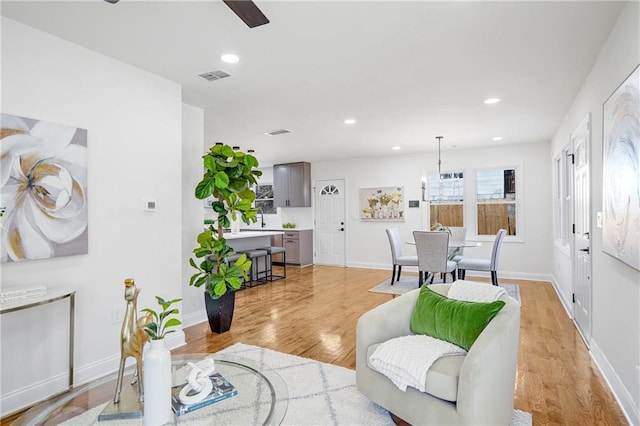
[{"left": 274, "top": 162, "right": 311, "bottom": 207}]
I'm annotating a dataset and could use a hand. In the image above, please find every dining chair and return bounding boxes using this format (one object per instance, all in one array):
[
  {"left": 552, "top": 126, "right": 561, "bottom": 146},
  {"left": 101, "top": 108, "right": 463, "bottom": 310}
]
[
  {"left": 412, "top": 231, "right": 457, "bottom": 286},
  {"left": 448, "top": 226, "right": 467, "bottom": 262},
  {"left": 457, "top": 229, "right": 507, "bottom": 286},
  {"left": 385, "top": 228, "right": 419, "bottom": 284}
]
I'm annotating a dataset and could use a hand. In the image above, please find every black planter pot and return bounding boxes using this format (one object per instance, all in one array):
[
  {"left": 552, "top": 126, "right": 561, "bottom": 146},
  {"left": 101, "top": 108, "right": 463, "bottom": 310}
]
[{"left": 204, "top": 290, "right": 236, "bottom": 334}]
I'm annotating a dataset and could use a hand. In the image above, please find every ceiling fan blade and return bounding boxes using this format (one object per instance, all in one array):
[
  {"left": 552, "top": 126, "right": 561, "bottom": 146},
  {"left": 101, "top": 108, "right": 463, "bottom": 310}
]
[{"left": 223, "top": 0, "right": 269, "bottom": 28}]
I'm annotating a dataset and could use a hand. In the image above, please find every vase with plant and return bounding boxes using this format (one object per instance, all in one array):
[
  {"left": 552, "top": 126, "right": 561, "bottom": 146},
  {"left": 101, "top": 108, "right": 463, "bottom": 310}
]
[
  {"left": 142, "top": 296, "right": 182, "bottom": 426},
  {"left": 189, "top": 143, "right": 262, "bottom": 333}
]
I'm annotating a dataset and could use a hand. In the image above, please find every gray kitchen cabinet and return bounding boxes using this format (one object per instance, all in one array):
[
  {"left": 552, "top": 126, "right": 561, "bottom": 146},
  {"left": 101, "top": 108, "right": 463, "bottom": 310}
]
[
  {"left": 273, "top": 162, "right": 311, "bottom": 207},
  {"left": 280, "top": 230, "right": 313, "bottom": 266}
]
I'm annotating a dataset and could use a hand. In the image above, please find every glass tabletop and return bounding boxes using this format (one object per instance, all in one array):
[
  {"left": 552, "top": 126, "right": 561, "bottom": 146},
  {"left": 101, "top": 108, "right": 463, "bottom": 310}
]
[{"left": 16, "top": 353, "right": 288, "bottom": 425}]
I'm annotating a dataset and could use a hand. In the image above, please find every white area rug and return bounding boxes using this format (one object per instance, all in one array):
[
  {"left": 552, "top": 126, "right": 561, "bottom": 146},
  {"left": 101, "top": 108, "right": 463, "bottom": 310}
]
[
  {"left": 370, "top": 278, "right": 521, "bottom": 302},
  {"left": 62, "top": 343, "right": 531, "bottom": 425}
]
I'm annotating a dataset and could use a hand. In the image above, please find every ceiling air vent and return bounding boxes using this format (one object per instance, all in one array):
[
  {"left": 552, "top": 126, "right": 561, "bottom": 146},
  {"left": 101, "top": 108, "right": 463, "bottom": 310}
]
[
  {"left": 265, "top": 128, "right": 292, "bottom": 136},
  {"left": 197, "top": 70, "right": 231, "bottom": 82}
]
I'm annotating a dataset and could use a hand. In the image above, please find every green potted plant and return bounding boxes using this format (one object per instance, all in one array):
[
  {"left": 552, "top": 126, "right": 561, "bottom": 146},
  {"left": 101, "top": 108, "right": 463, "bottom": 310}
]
[
  {"left": 142, "top": 296, "right": 183, "bottom": 340},
  {"left": 189, "top": 143, "right": 262, "bottom": 333}
]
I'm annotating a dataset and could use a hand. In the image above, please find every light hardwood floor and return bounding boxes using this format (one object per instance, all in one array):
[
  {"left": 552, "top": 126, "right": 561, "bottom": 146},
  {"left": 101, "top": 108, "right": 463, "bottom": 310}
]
[{"left": 3, "top": 265, "right": 628, "bottom": 425}]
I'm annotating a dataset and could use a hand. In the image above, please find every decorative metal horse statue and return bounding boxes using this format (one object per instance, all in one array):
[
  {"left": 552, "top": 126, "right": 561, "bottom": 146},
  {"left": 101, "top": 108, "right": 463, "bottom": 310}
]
[{"left": 114, "top": 278, "right": 152, "bottom": 404}]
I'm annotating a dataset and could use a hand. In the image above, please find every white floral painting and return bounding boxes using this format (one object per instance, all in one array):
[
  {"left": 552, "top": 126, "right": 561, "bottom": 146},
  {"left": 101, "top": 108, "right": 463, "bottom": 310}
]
[
  {"left": 360, "top": 186, "right": 404, "bottom": 221},
  {"left": 1, "top": 114, "right": 88, "bottom": 262},
  {"left": 602, "top": 65, "right": 640, "bottom": 271}
]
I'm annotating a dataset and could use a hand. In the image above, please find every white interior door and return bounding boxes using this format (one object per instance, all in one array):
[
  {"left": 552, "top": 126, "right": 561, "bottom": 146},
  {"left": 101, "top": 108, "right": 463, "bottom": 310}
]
[
  {"left": 572, "top": 115, "right": 592, "bottom": 345},
  {"left": 314, "top": 179, "right": 346, "bottom": 266}
]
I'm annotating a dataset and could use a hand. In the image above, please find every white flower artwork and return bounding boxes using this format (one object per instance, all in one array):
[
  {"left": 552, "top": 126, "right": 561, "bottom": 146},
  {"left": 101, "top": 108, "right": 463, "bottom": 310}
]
[
  {"left": 1, "top": 114, "right": 88, "bottom": 262},
  {"left": 360, "top": 186, "right": 404, "bottom": 221}
]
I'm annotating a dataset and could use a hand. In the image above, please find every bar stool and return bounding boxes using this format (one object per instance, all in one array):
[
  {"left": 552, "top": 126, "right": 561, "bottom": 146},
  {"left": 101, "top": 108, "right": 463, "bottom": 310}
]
[
  {"left": 258, "top": 246, "right": 286, "bottom": 281},
  {"left": 240, "top": 249, "right": 269, "bottom": 286}
]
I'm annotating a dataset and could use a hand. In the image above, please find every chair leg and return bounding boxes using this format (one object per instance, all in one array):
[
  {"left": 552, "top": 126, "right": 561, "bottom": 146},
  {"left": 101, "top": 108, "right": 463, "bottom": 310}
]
[
  {"left": 491, "top": 271, "right": 498, "bottom": 286},
  {"left": 391, "top": 265, "right": 397, "bottom": 284},
  {"left": 418, "top": 271, "right": 423, "bottom": 287},
  {"left": 396, "top": 265, "right": 402, "bottom": 282},
  {"left": 459, "top": 269, "right": 466, "bottom": 279}
]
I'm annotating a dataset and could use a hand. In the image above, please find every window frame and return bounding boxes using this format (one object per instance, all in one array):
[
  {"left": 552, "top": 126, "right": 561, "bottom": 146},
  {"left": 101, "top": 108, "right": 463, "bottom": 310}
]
[
  {"left": 426, "top": 170, "right": 465, "bottom": 229},
  {"left": 470, "top": 164, "right": 524, "bottom": 242}
]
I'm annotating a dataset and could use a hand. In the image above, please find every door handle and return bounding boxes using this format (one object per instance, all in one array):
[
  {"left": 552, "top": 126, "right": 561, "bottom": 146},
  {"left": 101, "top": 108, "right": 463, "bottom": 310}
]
[
  {"left": 338, "top": 228, "right": 344, "bottom": 231},
  {"left": 579, "top": 248, "right": 590, "bottom": 254}
]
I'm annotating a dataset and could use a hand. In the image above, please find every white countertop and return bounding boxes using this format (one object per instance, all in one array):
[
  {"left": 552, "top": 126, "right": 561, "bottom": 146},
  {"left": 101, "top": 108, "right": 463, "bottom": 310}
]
[{"left": 223, "top": 231, "right": 284, "bottom": 239}]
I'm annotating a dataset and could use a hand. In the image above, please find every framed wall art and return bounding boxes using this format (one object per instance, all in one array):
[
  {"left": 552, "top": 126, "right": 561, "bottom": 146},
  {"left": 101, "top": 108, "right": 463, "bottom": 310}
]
[
  {"left": 0, "top": 114, "right": 88, "bottom": 263},
  {"left": 602, "top": 64, "right": 640, "bottom": 270},
  {"left": 360, "top": 186, "right": 404, "bottom": 221}
]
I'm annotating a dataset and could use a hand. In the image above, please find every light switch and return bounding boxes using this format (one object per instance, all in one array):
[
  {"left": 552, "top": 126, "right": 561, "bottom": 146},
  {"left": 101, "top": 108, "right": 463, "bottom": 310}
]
[{"left": 596, "top": 212, "right": 602, "bottom": 228}]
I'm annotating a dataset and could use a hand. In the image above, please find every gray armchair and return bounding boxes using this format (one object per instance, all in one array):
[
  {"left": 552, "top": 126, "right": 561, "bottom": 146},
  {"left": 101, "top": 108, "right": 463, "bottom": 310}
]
[{"left": 356, "top": 284, "right": 520, "bottom": 425}]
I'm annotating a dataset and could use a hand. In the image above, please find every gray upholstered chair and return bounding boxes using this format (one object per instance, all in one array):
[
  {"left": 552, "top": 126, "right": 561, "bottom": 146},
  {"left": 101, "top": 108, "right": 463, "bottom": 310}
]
[
  {"left": 457, "top": 229, "right": 506, "bottom": 286},
  {"left": 447, "top": 226, "right": 467, "bottom": 262},
  {"left": 356, "top": 284, "right": 521, "bottom": 425},
  {"left": 413, "top": 231, "right": 457, "bottom": 285},
  {"left": 386, "top": 228, "right": 418, "bottom": 284}
]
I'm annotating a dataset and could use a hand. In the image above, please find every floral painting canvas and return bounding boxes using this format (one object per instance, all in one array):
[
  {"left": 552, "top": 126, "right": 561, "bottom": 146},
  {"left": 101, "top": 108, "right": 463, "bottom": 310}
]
[
  {"left": 360, "top": 186, "right": 404, "bottom": 221},
  {"left": 1, "top": 114, "right": 88, "bottom": 263},
  {"left": 602, "top": 65, "right": 640, "bottom": 271}
]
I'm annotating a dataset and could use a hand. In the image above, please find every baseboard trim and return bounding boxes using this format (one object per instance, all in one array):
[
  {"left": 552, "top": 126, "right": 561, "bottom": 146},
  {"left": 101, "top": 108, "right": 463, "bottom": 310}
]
[
  {"left": 590, "top": 340, "right": 640, "bottom": 425},
  {"left": 182, "top": 310, "right": 207, "bottom": 328},
  {"left": 0, "top": 331, "right": 186, "bottom": 417}
]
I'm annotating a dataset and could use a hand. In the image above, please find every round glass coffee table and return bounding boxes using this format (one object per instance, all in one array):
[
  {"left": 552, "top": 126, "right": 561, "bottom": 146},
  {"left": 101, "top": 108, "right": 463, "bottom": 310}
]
[{"left": 15, "top": 354, "right": 288, "bottom": 425}]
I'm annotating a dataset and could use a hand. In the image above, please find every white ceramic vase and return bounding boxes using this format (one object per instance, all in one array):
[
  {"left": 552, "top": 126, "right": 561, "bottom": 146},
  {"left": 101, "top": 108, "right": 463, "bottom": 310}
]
[
  {"left": 230, "top": 216, "right": 240, "bottom": 234},
  {"left": 143, "top": 338, "right": 172, "bottom": 425}
]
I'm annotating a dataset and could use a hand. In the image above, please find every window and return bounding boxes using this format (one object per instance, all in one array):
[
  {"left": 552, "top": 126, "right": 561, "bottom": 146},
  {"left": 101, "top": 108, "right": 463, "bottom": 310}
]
[
  {"left": 427, "top": 171, "right": 464, "bottom": 229},
  {"left": 254, "top": 184, "right": 276, "bottom": 214},
  {"left": 476, "top": 168, "right": 517, "bottom": 236},
  {"left": 561, "top": 148, "right": 573, "bottom": 246}
]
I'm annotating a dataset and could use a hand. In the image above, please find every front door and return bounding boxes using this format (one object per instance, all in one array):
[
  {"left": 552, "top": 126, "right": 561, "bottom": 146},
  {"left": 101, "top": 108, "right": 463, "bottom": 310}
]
[
  {"left": 314, "top": 179, "right": 346, "bottom": 266},
  {"left": 572, "top": 114, "right": 592, "bottom": 345}
]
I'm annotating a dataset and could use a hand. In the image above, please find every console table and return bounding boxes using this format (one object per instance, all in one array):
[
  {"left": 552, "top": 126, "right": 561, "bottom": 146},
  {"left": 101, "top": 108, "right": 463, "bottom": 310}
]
[{"left": 1, "top": 288, "right": 76, "bottom": 391}]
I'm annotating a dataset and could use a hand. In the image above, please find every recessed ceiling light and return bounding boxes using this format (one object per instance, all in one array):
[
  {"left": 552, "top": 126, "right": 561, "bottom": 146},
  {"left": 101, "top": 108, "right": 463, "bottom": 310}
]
[
  {"left": 221, "top": 54, "right": 239, "bottom": 64},
  {"left": 392, "top": 146, "right": 401, "bottom": 150},
  {"left": 493, "top": 136, "right": 503, "bottom": 141},
  {"left": 344, "top": 119, "right": 356, "bottom": 125},
  {"left": 484, "top": 98, "right": 501, "bottom": 104}
]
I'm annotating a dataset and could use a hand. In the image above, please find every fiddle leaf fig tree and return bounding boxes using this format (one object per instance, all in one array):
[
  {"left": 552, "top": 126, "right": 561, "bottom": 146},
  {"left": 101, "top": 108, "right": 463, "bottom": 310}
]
[{"left": 189, "top": 143, "right": 262, "bottom": 299}]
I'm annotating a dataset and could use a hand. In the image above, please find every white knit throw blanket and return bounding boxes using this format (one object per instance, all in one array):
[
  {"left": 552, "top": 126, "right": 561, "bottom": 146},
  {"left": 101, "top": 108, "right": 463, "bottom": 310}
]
[
  {"left": 447, "top": 279, "right": 506, "bottom": 302},
  {"left": 370, "top": 335, "right": 466, "bottom": 392}
]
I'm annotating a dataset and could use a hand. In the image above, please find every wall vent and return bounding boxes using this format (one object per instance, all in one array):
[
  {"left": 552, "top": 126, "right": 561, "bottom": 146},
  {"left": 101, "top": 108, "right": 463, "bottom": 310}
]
[
  {"left": 197, "top": 70, "right": 231, "bottom": 82},
  {"left": 265, "top": 128, "right": 292, "bottom": 136}
]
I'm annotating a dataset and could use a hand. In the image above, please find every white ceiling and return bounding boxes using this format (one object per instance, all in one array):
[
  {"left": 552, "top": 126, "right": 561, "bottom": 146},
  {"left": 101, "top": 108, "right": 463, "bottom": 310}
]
[{"left": 1, "top": 1, "right": 626, "bottom": 166}]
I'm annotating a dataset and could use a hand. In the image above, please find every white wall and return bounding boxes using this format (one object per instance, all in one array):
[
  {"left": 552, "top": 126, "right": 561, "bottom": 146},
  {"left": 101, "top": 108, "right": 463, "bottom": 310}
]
[
  {"left": 1, "top": 18, "right": 185, "bottom": 414},
  {"left": 550, "top": 2, "right": 640, "bottom": 423},
  {"left": 180, "top": 104, "right": 208, "bottom": 326},
  {"left": 312, "top": 141, "right": 552, "bottom": 279}
]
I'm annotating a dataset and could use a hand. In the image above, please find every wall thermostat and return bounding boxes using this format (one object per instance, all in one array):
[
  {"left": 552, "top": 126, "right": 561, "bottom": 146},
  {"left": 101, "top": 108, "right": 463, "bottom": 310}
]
[
  {"left": 408, "top": 200, "right": 420, "bottom": 208},
  {"left": 143, "top": 199, "right": 157, "bottom": 212}
]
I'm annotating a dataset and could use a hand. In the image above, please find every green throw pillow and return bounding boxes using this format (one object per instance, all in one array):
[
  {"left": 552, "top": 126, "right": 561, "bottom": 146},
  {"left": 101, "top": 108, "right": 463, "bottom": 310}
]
[{"left": 410, "top": 286, "right": 505, "bottom": 351}]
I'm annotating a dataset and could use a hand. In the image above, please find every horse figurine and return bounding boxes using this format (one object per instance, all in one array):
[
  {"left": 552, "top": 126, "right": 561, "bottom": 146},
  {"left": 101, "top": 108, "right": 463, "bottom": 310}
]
[{"left": 114, "top": 278, "right": 152, "bottom": 404}]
